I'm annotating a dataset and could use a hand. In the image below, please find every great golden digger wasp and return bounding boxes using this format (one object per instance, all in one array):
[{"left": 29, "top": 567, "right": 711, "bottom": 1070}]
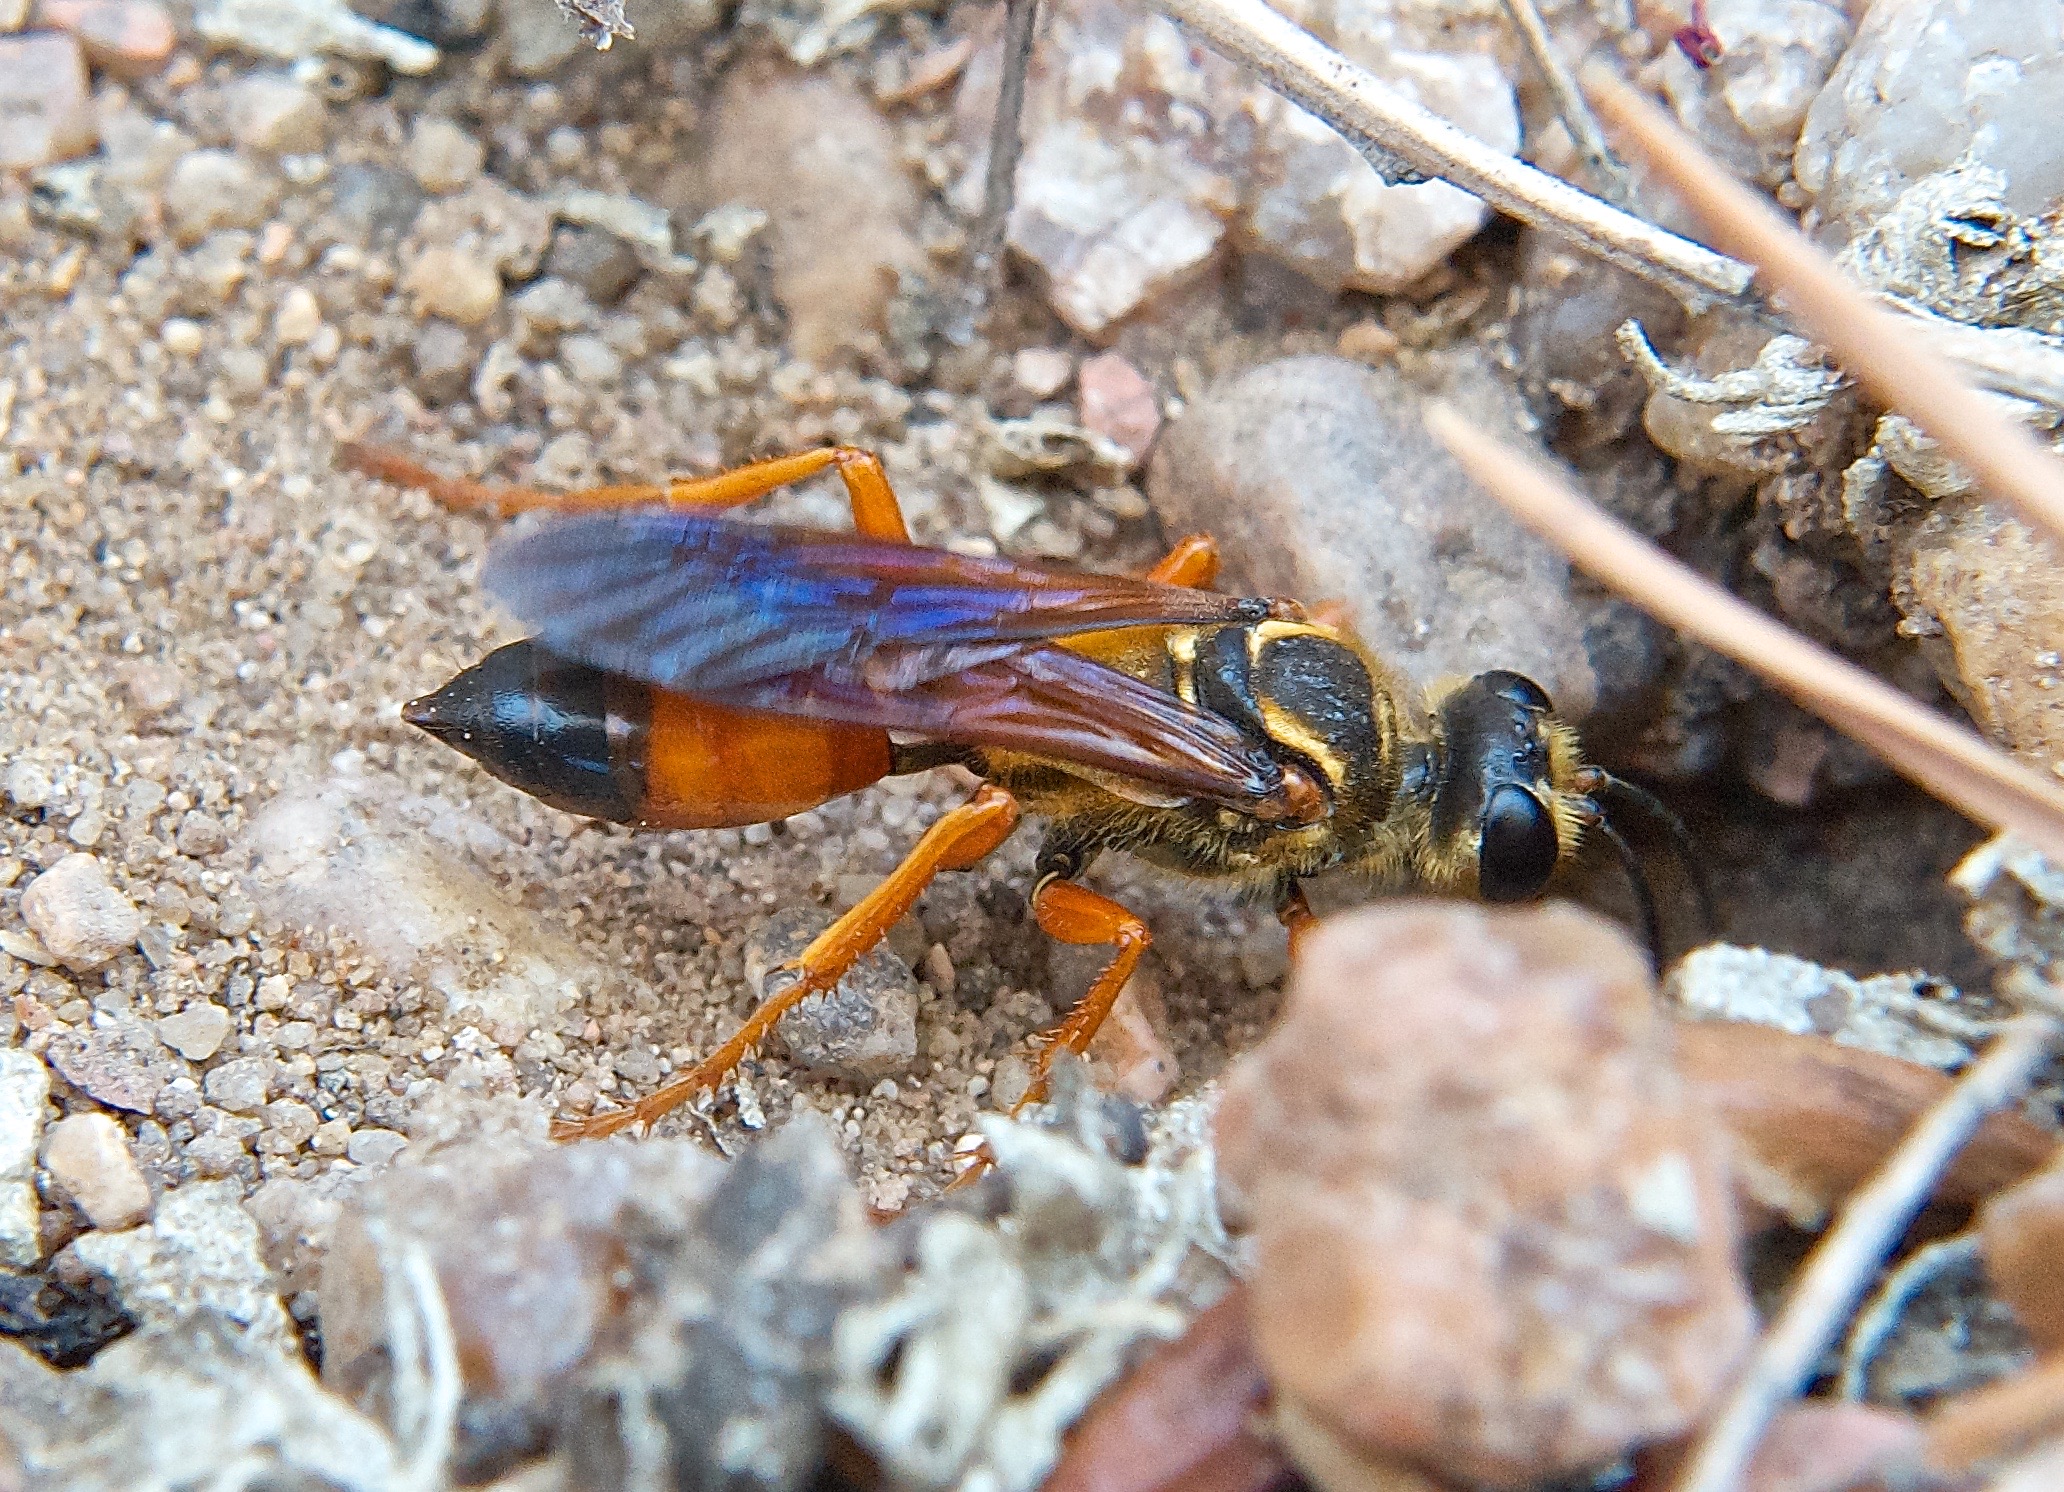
[{"left": 346, "top": 442, "right": 1698, "bottom": 1141}]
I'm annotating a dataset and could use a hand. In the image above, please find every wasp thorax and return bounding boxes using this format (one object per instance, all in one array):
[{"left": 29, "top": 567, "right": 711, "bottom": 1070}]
[{"left": 1432, "top": 670, "right": 1568, "bottom": 902}]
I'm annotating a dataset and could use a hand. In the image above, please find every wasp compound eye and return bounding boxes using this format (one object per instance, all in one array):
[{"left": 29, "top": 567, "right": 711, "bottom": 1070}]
[{"left": 1479, "top": 783, "right": 1559, "bottom": 901}]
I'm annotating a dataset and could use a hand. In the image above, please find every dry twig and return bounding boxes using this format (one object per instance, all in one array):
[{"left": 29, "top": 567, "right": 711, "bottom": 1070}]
[
  {"left": 1151, "top": 0, "right": 1752, "bottom": 308},
  {"left": 1499, "top": 0, "right": 1628, "bottom": 204},
  {"left": 1422, "top": 409, "right": 2064, "bottom": 864},
  {"left": 1673, "top": 1016, "right": 2060, "bottom": 1492},
  {"left": 1584, "top": 70, "right": 2064, "bottom": 550}
]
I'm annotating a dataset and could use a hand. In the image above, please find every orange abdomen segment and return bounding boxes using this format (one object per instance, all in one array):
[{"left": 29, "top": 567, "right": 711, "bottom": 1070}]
[{"left": 638, "top": 689, "right": 893, "bottom": 829}]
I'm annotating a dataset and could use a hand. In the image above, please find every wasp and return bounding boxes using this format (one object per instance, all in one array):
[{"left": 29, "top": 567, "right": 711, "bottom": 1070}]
[{"left": 347, "top": 442, "right": 1695, "bottom": 1142}]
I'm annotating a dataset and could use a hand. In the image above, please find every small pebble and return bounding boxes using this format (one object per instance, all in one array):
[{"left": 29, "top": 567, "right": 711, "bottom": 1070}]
[
  {"left": 545, "top": 224, "right": 642, "bottom": 305},
  {"left": 158, "top": 1003, "right": 231, "bottom": 1062},
  {"left": 1077, "top": 351, "right": 1161, "bottom": 467},
  {"left": 404, "top": 115, "right": 484, "bottom": 194},
  {"left": 311, "top": 1118, "right": 351, "bottom": 1156},
  {"left": 0, "top": 31, "right": 92, "bottom": 170},
  {"left": 19, "top": 852, "right": 140, "bottom": 971},
  {"left": 222, "top": 71, "right": 324, "bottom": 154},
  {"left": 273, "top": 285, "right": 322, "bottom": 346},
  {"left": 173, "top": 810, "right": 228, "bottom": 859},
  {"left": 35, "top": 0, "right": 174, "bottom": 78},
  {"left": 403, "top": 244, "right": 501, "bottom": 325},
  {"left": 1012, "top": 346, "right": 1073, "bottom": 399},
  {"left": 409, "top": 319, "right": 474, "bottom": 404},
  {"left": 343, "top": 1128, "right": 406, "bottom": 1167},
  {"left": 163, "top": 148, "right": 277, "bottom": 245},
  {"left": 558, "top": 331, "right": 621, "bottom": 385},
  {"left": 160, "top": 317, "right": 205, "bottom": 357},
  {"left": 202, "top": 1056, "right": 272, "bottom": 1115},
  {"left": 41, "top": 1112, "right": 153, "bottom": 1231}
]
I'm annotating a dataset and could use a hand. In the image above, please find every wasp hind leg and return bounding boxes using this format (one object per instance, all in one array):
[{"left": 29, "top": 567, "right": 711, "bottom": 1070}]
[
  {"left": 344, "top": 443, "right": 913, "bottom": 541},
  {"left": 1144, "top": 533, "right": 1220, "bottom": 588},
  {"left": 551, "top": 785, "right": 1021, "bottom": 1141}
]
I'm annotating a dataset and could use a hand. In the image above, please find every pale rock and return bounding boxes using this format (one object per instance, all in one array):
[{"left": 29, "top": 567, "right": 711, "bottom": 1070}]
[
  {"left": 70, "top": 1179, "right": 296, "bottom": 1353},
  {"left": 0, "top": 32, "right": 93, "bottom": 171},
  {"left": 222, "top": 70, "right": 325, "bottom": 154},
  {"left": 1149, "top": 354, "right": 1598, "bottom": 716},
  {"left": 272, "top": 284, "right": 322, "bottom": 346},
  {"left": 159, "top": 1002, "right": 232, "bottom": 1061},
  {"left": 404, "top": 115, "right": 483, "bottom": 194},
  {"left": 1664, "top": 945, "right": 1993, "bottom": 1072},
  {"left": 20, "top": 852, "right": 140, "bottom": 971},
  {"left": 746, "top": 907, "right": 919, "bottom": 1082},
  {"left": 42, "top": 1112, "right": 153, "bottom": 1231},
  {"left": 0, "top": 1049, "right": 48, "bottom": 1266},
  {"left": 343, "top": 1127, "right": 405, "bottom": 1166},
  {"left": 163, "top": 149, "right": 278, "bottom": 246},
  {"left": 402, "top": 243, "right": 501, "bottom": 324},
  {"left": 1241, "top": 47, "right": 1518, "bottom": 293},
  {"left": 204, "top": 1055, "right": 273, "bottom": 1114},
  {"left": 1796, "top": 0, "right": 2064, "bottom": 248},
  {"left": 1218, "top": 902, "right": 1753, "bottom": 1487},
  {"left": 699, "top": 62, "right": 923, "bottom": 364},
  {"left": 1660, "top": 0, "right": 1851, "bottom": 188},
  {"left": 409, "top": 177, "right": 552, "bottom": 280},
  {"left": 193, "top": 0, "right": 438, "bottom": 73},
  {"left": 240, "top": 773, "right": 611, "bottom": 1032},
  {"left": 1013, "top": 347, "right": 1073, "bottom": 399}
]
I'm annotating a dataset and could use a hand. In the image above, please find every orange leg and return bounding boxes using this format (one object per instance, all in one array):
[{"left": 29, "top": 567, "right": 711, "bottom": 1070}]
[
  {"left": 1277, "top": 881, "right": 1319, "bottom": 963},
  {"left": 552, "top": 785, "right": 1021, "bottom": 1141},
  {"left": 1012, "top": 878, "right": 1154, "bottom": 1114},
  {"left": 1145, "top": 533, "right": 1220, "bottom": 588},
  {"left": 343, "top": 443, "right": 912, "bottom": 541}
]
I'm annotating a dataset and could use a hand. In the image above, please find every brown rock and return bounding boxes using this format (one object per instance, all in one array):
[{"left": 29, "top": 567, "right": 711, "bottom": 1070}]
[
  {"left": 1632, "top": 1402, "right": 1920, "bottom": 1492},
  {"left": 1045, "top": 1286, "right": 1286, "bottom": 1492},
  {"left": 1982, "top": 1163, "right": 2064, "bottom": 1351},
  {"left": 33, "top": 0, "right": 172, "bottom": 78},
  {"left": 1216, "top": 902, "right": 1753, "bottom": 1489},
  {"left": 1896, "top": 503, "right": 2064, "bottom": 769},
  {"left": 698, "top": 62, "right": 922, "bottom": 365},
  {"left": 1077, "top": 351, "right": 1160, "bottom": 468},
  {"left": 0, "top": 32, "right": 92, "bottom": 171},
  {"left": 1679, "top": 1021, "right": 2056, "bottom": 1229},
  {"left": 1148, "top": 355, "right": 1598, "bottom": 717}
]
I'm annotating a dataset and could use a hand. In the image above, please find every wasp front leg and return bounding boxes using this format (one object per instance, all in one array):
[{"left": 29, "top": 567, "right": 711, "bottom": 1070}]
[
  {"left": 344, "top": 443, "right": 914, "bottom": 541},
  {"left": 552, "top": 784, "right": 1022, "bottom": 1141}
]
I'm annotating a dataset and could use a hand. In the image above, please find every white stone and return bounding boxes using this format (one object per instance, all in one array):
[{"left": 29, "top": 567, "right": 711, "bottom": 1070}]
[
  {"left": 159, "top": 1003, "right": 232, "bottom": 1062},
  {"left": 0, "top": 1049, "right": 48, "bottom": 1266}
]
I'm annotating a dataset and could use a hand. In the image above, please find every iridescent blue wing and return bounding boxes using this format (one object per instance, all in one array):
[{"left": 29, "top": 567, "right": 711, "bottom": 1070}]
[{"left": 485, "top": 512, "right": 1295, "bottom": 815}]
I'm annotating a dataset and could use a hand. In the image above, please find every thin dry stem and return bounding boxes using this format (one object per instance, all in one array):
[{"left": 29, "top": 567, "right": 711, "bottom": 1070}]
[
  {"left": 1675, "top": 1015, "right": 2060, "bottom": 1492},
  {"left": 1500, "top": 0, "right": 1628, "bottom": 204},
  {"left": 1585, "top": 70, "right": 2064, "bottom": 550},
  {"left": 1424, "top": 407, "right": 2064, "bottom": 864},
  {"left": 1151, "top": 0, "right": 1752, "bottom": 308}
]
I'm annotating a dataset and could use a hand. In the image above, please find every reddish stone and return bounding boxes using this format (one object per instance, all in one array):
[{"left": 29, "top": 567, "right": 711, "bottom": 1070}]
[
  {"left": 34, "top": 0, "right": 174, "bottom": 78},
  {"left": 1078, "top": 352, "right": 1161, "bottom": 467},
  {"left": 1217, "top": 902, "right": 1754, "bottom": 1489}
]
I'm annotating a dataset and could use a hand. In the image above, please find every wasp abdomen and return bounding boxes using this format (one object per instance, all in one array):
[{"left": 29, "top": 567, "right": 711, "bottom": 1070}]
[{"left": 404, "top": 640, "right": 893, "bottom": 831}]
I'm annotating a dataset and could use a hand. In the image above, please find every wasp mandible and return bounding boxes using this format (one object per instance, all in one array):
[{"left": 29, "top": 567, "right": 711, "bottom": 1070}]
[{"left": 347, "top": 443, "right": 1694, "bottom": 1142}]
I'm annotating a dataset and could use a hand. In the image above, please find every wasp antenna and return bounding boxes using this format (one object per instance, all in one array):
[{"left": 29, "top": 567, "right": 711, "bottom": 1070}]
[
  {"left": 1595, "top": 772, "right": 1716, "bottom": 934},
  {"left": 1591, "top": 812, "right": 1663, "bottom": 971}
]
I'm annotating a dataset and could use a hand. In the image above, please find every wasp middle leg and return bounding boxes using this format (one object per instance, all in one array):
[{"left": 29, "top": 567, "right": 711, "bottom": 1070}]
[
  {"left": 344, "top": 443, "right": 913, "bottom": 540},
  {"left": 551, "top": 784, "right": 1022, "bottom": 1141}
]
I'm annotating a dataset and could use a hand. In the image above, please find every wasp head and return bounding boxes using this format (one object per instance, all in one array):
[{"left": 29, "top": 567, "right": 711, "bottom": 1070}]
[{"left": 1429, "top": 670, "right": 1590, "bottom": 902}]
